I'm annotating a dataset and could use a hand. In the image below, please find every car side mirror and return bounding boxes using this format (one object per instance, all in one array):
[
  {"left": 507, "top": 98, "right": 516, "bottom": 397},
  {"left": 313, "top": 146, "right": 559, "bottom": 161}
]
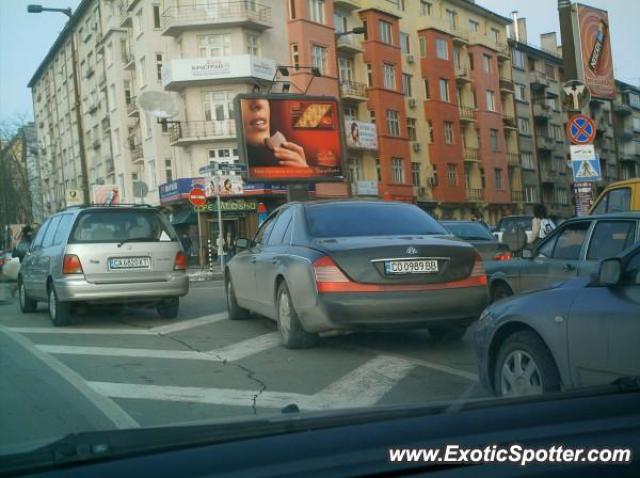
[
  {"left": 235, "top": 238, "right": 251, "bottom": 251},
  {"left": 598, "top": 258, "right": 622, "bottom": 287}
]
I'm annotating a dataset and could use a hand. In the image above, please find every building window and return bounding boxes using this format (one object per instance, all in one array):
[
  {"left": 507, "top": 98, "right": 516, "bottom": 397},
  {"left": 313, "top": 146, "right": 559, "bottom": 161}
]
[
  {"left": 545, "top": 63, "right": 555, "bottom": 80},
  {"left": 148, "top": 160, "right": 157, "bottom": 190},
  {"left": 199, "top": 34, "right": 232, "bottom": 57},
  {"left": 424, "top": 78, "right": 430, "bottom": 99},
  {"left": 113, "top": 129, "right": 120, "bottom": 155},
  {"left": 447, "top": 164, "right": 457, "bottom": 186},
  {"left": 379, "top": 20, "right": 393, "bottom": 44},
  {"left": 370, "top": 109, "right": 376, "bottom": 124},
  {"left": 629, "top": 93, "right": 640, "bottom": 108},
  {"left": 400, "top": 32, "right": 410, "bottom": 54},
  {"left": 491, "top": 28, "right": 500, "bottom": 44},
  {"left": 311, "top": 45, "right": 328, "bottom": 74},
  {"left": 309, "top": 0, "right": 325, "bottom": 24},
  {"left": 153, "top": 4, "right": 161, "bottom": 29},
  {"left": 366, "top": 63, "right": 373, "bottom": 87},
  {"left": 490, "top": 129, "right": 499, "bottom": 152},
  {"left": 518, "top": 117, "right": 530, "bottom": 134},
  {"left": 521, "top": 151, "right": 535, "bottom": 169},
  {"left": 343, "top": 106, "right": 356, "bottom": 121},
  {"left": 468, "top": 19, "right": 479, "bottom": 32},
  {"left": 383, "top": 63, "right": 396, "bottom": 90},
  {"left": 482, "top": 54, "right": 492, "bottom": 73},
  {"left": 290, "top": 43, "right": 299, "bottom": 69},
  {"left": 165, "top": 159, "right": 173, "bottom": 182},
  {"left": 402, "top": 73, "right": 412, "bottom": 96},
  {"left": 525, "top": 185, "right": 538, "bottom": 203},
  {"left": 485, "top": 90, "right": 496, "bottom": 111},
  {"left": 386, "top": 110, "right": 400, "bottom": 137},
  {"left": 138, "top": 56, "right": 146, "bottom": 86},
  {"left": 436, "top": 38, "right": 448, "bottom": 60},
  {"left": 427, "top": 120, "right": 434, "bottom": 143},
  {"left": 512, "top": 49, "right": 526, "bottom": 69},
  {"left": 407, "top": 118, "right": 417, "bottom": 141},
  {"left": 334, "top": 11, "right": 348, "bottom": 34},
  {"left": 633, "top": 117, "right": 640, "bottom": 132},
  {"left": 419, "top": 37, "right": 426, "bottom": 57},
  {"left": 247, "top": 33, "right": 260, "bottom": 55},
  {"left": 551, "top": 124, "right": 562, "bottom": 140},
  {"left": 392, "top": 158, "right": 405, "bottom": 183},
  {"left": 109, "top": 84, "right": 116, "bottom": 107},
  {"left": 412, "top": 162, "right": 421, "bottom": 186},
  {"left": 515, "top": 83, "right": 527, "bottom": 101},
  {"left": 133, "top": 9, "right": 143, "bottom": 37},
  {"left": 480, "top": 167, "right": 486, "bottom": 188},
  {"left": 439, "top": 78, "right": 449, "bottom": 102},
  {"left": 444, "top": 121, "right": 454, "bottom": 144},
  {"left": 155, "top": 53, "right": 162, "bottom": 81},
  {"left": 494, "top": 168, "right": 503, "bottom": 189},
  {"left": 446, "top": 9, "right": 457, "bottom": 31},
  {"left": 420, "top": 0, "right": 431, "bottom": 15}
]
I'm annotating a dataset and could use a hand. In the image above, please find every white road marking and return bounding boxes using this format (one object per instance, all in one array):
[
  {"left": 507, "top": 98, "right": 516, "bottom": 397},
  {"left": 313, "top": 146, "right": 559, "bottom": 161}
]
[
  {"left": 7, "top": 327, "right": 152, "bottom": 335},
  {"left": 0, "top": 325, "right": 139, "bottom": 429},
  {"left": 149, "top": 312, "right": 228, "bottom": 335},
  {"left": 36, "top": 332, "right": 282, "bottom": 362}
]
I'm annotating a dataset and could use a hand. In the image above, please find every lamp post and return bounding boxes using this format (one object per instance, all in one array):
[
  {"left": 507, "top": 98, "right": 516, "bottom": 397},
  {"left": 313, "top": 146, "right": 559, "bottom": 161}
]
[{"left": 28, "top": 5, "right": 91, "bottom": 207}]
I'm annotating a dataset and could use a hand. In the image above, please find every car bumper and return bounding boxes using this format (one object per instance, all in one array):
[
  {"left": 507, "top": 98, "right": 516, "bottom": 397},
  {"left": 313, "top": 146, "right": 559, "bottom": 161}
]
[
  {"left": 299, "top": 286, "right": 489, "bottom": 333},
  {"left": 53, "top": 274, "right": 189, "bottom": 303}
]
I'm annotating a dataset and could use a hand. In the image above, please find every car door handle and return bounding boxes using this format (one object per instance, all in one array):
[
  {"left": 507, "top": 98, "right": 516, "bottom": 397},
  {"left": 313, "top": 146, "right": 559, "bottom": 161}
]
[{"left": 562, "top": 264, "right": 576, "bottom": 272}]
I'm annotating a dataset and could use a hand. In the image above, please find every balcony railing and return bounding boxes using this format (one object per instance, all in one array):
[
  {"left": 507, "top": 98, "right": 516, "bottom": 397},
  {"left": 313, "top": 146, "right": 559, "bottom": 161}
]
[
  {"left": 530, "top": 71, "right": 549, "bottom": 89},
  {"left": 506, "top": 152, "right": 520, "bottom": 166},
  {"left": 532, "top": 102, "right": 552, "bottom": 121},
  {"left": 334, "top": 0, "right": 361, "bottom": 9},
  {"left": 455, "top": 65, "right": 471, "bottom": 81},
  {"left": 466, "top": 189, "right": 485, "bottom": 201},
  {"left": 502, "top": 114, "right": 516, "bottom": 127},
  {"left": 463, "top": 147, "right": 480, "bottom": 162},
  {"left": 459, "top": 107, "right": 476, "bottom": 122},
  {"left": 540, "top": 167, "right": 556, "bottom": 183},
  {"left": 511, "top": 190, "right": 524, "bottom": 202},
  {"left": 162, "top": 1, "right": 272, "bottom": 35},
  {"left": 499, "top": 77, "right": 514, "bottom": 92},
  {"left": 126, "top": 96, "right": 138, "bottom": 116},
  {"left": 336, "top": 35, "right": 363, "bottom": 52},
  {"left": 536, "top": 135, "right": 555, "bottom": 151},
  {"left": 128, "top": 139, "right": 143, "bottom": 161},
  {"left": 340, "top": 80, "right": 368, "bottom": 99},
  {"left": 169, "top": 120, "right": 236, "bottom": 144}
]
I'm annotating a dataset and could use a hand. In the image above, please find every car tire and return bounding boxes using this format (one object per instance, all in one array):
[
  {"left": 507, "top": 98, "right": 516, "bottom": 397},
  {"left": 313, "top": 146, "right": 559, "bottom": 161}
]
[
  {"left": 48, "top": 286, "right": 72, "bottom": 326},
  {"left": 428, "top": 325, "right": 467, "bottom": 341},
  {"left": 226, "top": 278, "right": 250, "bottom": 320},
  {"left": 157, "top": 297, "right": 179, "bottom": 319},
  {"left": 491, "top": 281, "right": 513, "bottom": 303},
  {"left": 494, "top": 331, "right": 561, "bottom": 398},
  {"left": 18, "top": 279, "right": 37, "bottom": 313},
  {"left": 276, "top": 281, "right": 317, "bottom": 349}
]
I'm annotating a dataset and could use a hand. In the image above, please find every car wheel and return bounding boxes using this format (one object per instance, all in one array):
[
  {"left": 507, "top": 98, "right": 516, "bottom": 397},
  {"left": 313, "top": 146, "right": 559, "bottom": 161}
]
[
  {"left": 276, "top": 281, "right": 317, "bottom": 349},
  {"left": 428, "top": 325, "right": 467, "bottom": 341},
  {"left": 491, "top": 282, "right": 513, "bottom": 303},
  {"left": 18, "top": 279, "right": 37, "bottom": 313},
  {"left": 494, "top": 331, "right": 561, "bottom": 397},
  {"left": 48, "top": 286, "right": 72, "bottom": 326},
  {"left": 226, "top": 278, "right": 250, "bottom": 320},
  {"left": 157, "top": 297, "right": 179, "bottom": 319}
]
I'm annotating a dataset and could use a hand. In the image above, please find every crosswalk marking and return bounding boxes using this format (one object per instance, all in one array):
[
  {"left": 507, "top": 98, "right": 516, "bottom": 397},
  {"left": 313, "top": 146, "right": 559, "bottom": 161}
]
[
  {"left": 149, "top": 313, "right": 228, "bottom": 335},
  {"left": 213, "top": 333, "right": 281, "bottom": 362},
  {"left": 7, "top": 327, "right": 152, "bottom": 335}
]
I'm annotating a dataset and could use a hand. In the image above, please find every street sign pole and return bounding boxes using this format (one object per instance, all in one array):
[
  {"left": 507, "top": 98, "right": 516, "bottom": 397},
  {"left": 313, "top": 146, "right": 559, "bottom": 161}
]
[{"left": 215, "top": 170, "right": 225, "bottom": 271}]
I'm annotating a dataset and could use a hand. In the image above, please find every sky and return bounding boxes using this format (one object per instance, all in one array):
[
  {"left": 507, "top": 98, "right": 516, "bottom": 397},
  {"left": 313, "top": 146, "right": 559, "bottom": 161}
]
[{"left": 0, "top": 0, "right": 638, "bottom": 125}]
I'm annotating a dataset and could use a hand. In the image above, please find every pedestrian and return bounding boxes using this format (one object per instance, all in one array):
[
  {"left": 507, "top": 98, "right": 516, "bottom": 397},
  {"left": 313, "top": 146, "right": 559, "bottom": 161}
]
[
  {"left": 530, "top": 204, "right": 556, "bottom": 245},
  {"left": 180, "top": 232, "right": 193, "bottom": 256},
  {"left": 472, "top": 210, "right": 489, "bottom": 230}
]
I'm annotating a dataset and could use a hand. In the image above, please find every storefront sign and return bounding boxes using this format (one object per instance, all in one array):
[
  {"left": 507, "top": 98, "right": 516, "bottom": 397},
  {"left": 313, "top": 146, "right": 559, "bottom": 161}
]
[
  {"left": 162, "top": 55, "right": 276, "bottom": 88},
  {"left": 345, "top": 120, "right": 378, "bottom": 151},
  {"left": 355, "top": 180, "right": 379, "bottom": 196},
  {"left": 159, "top": 178, "right": 207, "bottom": 204},
  {"left": 195, "top": 199, "right": 258, "bottom": 213}
]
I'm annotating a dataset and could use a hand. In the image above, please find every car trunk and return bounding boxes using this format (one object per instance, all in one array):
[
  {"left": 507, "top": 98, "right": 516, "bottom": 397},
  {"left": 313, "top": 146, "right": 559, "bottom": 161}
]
[
  {"left": 468, "top": 240, "right": 509, "bottom": 262},
  {"left": 312, "top": 236, "right": 477, "bottom": 285},
  {"left": 66, "top": 242, "right": 177, "bottom": 284}
]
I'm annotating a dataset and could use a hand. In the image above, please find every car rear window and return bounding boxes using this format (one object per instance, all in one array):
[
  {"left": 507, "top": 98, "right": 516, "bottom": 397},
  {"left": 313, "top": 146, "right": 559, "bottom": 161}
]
[
  {"left": 68, "top": 210, "right": 178, "bottom": 244},
  {"left": 305, "top": 203, "right": 446, "bottom": 238},
  {"left": 442, "top": 222, "right": 494, "bottom": 240}
]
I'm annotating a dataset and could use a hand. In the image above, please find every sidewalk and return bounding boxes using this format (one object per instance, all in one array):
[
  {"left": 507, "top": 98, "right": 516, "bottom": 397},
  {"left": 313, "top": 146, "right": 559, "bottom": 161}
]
[{"left": 186, "top": 264, "right": 224, "bottom": 282}]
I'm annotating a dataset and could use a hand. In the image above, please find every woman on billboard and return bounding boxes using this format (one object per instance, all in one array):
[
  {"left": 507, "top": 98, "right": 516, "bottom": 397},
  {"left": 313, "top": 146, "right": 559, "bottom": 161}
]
[{"left": 241, "top": 98, "right": 308, "bottom": 167}]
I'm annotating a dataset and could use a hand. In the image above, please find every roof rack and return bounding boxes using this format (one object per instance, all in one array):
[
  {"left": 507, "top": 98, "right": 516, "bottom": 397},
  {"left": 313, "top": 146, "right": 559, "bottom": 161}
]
[{"left": 58, "top": 203, "right": 157, "bottom": 212}]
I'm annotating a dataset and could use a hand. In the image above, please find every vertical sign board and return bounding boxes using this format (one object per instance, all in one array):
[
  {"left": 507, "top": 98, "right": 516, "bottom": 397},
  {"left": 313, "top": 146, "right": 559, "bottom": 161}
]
[
  {"left": 570, "top": 145, "right": 602, "bottom": 182},
  {"left": 573, "top": 182, "right": 596, "bottom": 217}
]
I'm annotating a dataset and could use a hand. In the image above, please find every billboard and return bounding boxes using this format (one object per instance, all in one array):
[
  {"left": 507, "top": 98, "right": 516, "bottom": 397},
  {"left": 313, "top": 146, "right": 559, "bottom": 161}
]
[
  {"left": 206, "top": 175, "right": 244, "bottom": 196},
  {"left": 236, "top": 94, "right": 345, "bottom": 182},
  {"left": 577, "top": 4, "right": 615, "bottom": 99},
  {"left": 345, "top": 120, "right": 378, "bottom": 151},
  {"left": 92, "top": 185, "right": 120, "bottom": 205}
]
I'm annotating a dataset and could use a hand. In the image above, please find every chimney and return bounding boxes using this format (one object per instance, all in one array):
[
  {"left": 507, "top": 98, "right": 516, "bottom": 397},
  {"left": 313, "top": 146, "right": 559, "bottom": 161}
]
[
  {"left": 511, "top": 11, "right": 519, "bottom": 41},
  {"left": 540, "top": 32, "right": 558, "bottom": 53},
  {"left": 517, "top": 18, "right": 528, "bottom": 44}
]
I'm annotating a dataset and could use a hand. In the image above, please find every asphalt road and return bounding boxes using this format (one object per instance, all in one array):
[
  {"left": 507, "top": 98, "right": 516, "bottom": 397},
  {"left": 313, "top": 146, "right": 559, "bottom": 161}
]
[{"left": 0, "top": 280, "right": 489, "bottom": 455}]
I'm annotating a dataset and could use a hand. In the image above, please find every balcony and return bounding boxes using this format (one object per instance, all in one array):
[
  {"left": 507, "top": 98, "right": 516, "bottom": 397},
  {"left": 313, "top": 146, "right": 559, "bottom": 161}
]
[
  {"left": 540, "top": 167, "right": 557, "bottom": 183},
  {"left": 536, "top": 135, "right": 555, "bottom": 151},
  {"left": 162, "top": 2, "right": 272, "bottom": 36},
  {"left": 502, "top": 114, "right": 517, "bottom": 128},
  {"left": 458, "top": 107, "right": 476, "bottom": 123},
  {"left": 532, "top": 102, "right": 552, "bottom": 122},
  {"left": 126, "top": 96, "right": 139, "bottom": 116},
  {"left": 455, "top": 65, "right": 472, "bottom": 83},
  {"left": 506, "top": 152, "right": 520, "bottom": 166},
  {"left": 466, "top": 189, "right": 485, "bottom": 201},
  {"left": 499, "top": 77, "right": 514, "bottom": 93},
  {"left": 128, "top": 139, "right": 143, "bottom": 162},
  {"left": 530, "top": 71, "right": 549, "bottom": 90},
  {"left": 169, "top": 120, "right": 236, "bottom": 145},
  {"left": 340, "top": 80, "right": 368, "bottom": 101},
  {"left": 463, "top": 147, "right": 480, "bottom": 162},
  {"left": 334, "top": 0, "right": 361, "bottom": 10},
  {"left": 162, "top": 55, "right": 276, "bottom": 90},
  {"left": 92, "top": 139, "right": 101, "bottom": 151},
  {"left": 122, "top": 51, "right": 135, "bottom": 70},
  {"left": 511, "top": 190, "right": 524, "bottom": 202},
  {"left": 497, "top": 44, "right": 511, "bottom": 61},
  {"left": 617, "top": 125, "right": 635, "bottom": 141},
  {"left": 336, "top": 34, "right": 364, "bottom": 54},
  {"left": 614, "top": 103, "right": 633, "bottom": 116},
  {"left": 101, "top": 117, "right": 111, "bottom": 134}
]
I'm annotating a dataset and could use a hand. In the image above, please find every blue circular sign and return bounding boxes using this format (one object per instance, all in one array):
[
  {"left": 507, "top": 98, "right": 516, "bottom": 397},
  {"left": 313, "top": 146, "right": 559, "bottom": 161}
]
[{"left": 567, "top": 114, "right": 596, "bottom": 145}]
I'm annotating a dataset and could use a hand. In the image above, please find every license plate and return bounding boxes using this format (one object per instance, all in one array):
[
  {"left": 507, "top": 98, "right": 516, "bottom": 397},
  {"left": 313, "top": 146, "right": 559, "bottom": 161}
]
[
  {"left": 384, "top": 259, "right": 439, "bottom": 275},
  {"left": 108, "top": 257, "right": 151, "bottom": 270}
]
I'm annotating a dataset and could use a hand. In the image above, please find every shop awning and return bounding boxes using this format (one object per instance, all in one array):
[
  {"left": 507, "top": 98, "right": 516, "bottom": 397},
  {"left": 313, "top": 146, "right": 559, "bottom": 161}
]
[{"left": 170, "top": 209, "right": 197, "bottom": 225}]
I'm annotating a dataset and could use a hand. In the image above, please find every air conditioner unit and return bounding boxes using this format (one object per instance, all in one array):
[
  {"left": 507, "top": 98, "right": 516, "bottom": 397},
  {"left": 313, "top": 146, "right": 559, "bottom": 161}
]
[
  {"left": 412, "top": 142, "right": 422, "bottom": 152},
  {"left": 406, "top": 54, "right": 415, "bottom": 64},
  {"left": 408, "top": 98, "right": 417, "bottom": 108}
]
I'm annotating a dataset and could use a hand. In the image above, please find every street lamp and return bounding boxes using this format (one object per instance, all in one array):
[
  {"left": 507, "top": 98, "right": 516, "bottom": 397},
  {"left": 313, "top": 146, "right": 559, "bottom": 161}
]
[{"left": 28, "top": 4, "right": 90, "bottom": 207}]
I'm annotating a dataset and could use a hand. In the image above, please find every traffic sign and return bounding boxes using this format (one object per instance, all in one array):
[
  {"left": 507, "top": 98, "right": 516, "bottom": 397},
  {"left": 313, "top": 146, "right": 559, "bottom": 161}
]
[
  {"left": 217, "top": 163, "right": 247, "bottom": 172},
  {"left": 188, "top": 188, "right": 207, "bottom": 206},
  {"left": 561, "top": 80, "right": 591, "bottom": 111},
  {"left": 566, "top": 114, "right": 596, "bottom": 145},
  {"left": 570, "top": 145, "right": 602, "bottom": 182}
]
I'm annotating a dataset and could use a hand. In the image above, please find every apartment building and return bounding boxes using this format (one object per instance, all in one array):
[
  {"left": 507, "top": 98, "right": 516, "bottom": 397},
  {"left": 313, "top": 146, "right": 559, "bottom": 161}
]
[{"left": 614, "top": 81, "right": 640, "bottom": 180}]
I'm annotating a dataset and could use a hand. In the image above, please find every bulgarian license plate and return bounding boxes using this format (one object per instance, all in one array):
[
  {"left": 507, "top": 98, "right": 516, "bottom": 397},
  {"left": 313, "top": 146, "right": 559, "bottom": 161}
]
[
  {"left": 108, "top": 256, "right": 151, "bottom": 270},
  {"left": 385, "top": 259, "right": 439, "bottom": 275}
]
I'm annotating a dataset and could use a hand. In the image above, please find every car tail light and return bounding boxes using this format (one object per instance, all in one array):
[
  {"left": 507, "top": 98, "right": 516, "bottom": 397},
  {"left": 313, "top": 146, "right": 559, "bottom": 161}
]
[
  {"left": 174, "top": 251, "right": 186, "bottom": 271},
  {"left": 63, "top": 254, "right": 83, "bottom": 274},
  {"left": 493, "top": 251, "right": 512, "bottom": 261},
  {"left": 313, "top": 256, "right": 350, "bottom": 292},
  {"left": 470, "top": 252, "right": 488, "bottom": 285}
]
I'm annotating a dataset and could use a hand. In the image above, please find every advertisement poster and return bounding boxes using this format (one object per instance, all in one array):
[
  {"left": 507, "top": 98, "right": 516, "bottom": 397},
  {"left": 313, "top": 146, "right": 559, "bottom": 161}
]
[
  {"left": 236, "top": 95, "right": 344, "bottom": 182},
  {"left": 92, "top": 185, "right": 120, "bottom": 205},
  {"left": 577, "top": 4, "right": 615, "bottom": 99},
  {"left": 570, "top": 144, "right": 602, "bottom": 182},
  {"left": 573, "top": 182, "right": 595, "bottom": 217},
  {"left": 345, "top": 120, "right": 378, "bottom": 151},
  {"left": 206, "top": 175, "right": 244, "bottom": 196}
]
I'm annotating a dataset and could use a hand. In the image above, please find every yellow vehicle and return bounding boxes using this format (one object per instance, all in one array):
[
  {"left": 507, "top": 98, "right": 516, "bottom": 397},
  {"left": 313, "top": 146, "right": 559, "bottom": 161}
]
[{"left": 589, "top": 178, "right": 640, "bottom": 214}]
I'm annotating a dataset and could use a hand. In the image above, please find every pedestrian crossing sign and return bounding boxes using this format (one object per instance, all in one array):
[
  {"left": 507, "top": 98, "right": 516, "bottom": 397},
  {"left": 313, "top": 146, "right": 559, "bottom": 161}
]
[{"left": 570, "top": 145, "right": 602, "bottom": 182}]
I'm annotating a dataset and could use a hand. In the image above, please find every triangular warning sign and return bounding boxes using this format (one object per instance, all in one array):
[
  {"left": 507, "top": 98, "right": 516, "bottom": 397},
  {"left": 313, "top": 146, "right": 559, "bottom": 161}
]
[{"left": 577, "top": 160, "right": 598, "bottom": 178}]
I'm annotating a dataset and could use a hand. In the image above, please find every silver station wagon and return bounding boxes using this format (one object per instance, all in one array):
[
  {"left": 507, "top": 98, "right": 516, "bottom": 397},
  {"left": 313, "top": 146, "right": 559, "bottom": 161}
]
[{"left": 17, "top": 205, "right": 189, "bottom": 325}]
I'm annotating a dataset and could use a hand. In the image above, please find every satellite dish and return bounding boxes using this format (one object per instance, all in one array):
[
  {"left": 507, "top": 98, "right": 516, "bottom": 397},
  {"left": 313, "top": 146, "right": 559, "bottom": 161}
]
[{"left": 138, "top": 91, "right": 179, "bottom": 119}]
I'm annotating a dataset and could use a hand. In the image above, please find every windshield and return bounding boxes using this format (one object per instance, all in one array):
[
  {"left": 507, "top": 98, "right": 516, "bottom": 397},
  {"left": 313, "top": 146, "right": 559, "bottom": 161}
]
[
  {"left": 1, "top": 0, "right": 638, "bottom": 472},
  {"left": 305, "top": 203, "right": 447, "bottom": 238},
  {"left": 441, "top": 222, "right": 495, "bottom": 240}
]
